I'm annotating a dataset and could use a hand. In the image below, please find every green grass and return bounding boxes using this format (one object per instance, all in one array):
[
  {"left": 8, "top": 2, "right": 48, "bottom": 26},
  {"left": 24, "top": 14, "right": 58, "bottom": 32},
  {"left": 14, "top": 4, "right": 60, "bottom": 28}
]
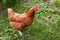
[{"left": 0, "top": 0, "right": 60, "bottom": 40}]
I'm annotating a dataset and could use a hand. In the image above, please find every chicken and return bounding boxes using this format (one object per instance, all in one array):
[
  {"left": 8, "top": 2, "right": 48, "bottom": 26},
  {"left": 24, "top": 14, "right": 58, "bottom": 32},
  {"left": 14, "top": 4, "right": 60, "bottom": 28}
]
[{"left": 8, "top": 4, "right": 39, "bottom": 36}]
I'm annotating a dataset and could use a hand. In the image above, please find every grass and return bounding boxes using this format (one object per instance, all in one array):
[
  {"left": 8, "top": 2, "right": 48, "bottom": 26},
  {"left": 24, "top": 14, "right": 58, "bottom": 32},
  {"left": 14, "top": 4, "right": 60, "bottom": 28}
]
[{"left": 0, "top": 0, "right": 60, "bottom": 40}]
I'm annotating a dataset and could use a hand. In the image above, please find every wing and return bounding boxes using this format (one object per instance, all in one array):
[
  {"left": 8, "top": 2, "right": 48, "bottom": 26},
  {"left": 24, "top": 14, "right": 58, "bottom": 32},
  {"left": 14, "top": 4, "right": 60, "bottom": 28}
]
[{"left": 11, "top": 13, "right": 27, "bottom": 22}]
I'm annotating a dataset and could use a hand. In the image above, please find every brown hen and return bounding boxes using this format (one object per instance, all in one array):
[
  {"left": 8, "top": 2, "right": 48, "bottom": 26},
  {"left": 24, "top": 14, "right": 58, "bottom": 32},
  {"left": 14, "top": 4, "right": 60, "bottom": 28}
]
[{"left": 8, "top": 4, "right": 39, "bottom": 36}]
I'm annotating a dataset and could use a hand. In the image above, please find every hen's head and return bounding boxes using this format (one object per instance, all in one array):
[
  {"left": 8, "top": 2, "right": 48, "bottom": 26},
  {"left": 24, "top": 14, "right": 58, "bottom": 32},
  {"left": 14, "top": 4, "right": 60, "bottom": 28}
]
[{"left": 33, "top": 4, "right": 39, "bottom": 11}]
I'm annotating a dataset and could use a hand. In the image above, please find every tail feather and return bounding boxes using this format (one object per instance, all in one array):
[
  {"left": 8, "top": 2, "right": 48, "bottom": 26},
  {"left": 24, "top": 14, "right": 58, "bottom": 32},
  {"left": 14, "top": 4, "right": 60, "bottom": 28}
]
[{"left": 8, "top": 8, "right": 15, "bottom": 20}]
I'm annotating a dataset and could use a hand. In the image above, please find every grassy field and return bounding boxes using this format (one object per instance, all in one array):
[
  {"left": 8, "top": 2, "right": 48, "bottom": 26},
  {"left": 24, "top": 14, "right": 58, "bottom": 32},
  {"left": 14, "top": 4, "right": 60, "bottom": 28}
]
[{"left": 0, "top": 0, "right": 60, "bottom": 40}]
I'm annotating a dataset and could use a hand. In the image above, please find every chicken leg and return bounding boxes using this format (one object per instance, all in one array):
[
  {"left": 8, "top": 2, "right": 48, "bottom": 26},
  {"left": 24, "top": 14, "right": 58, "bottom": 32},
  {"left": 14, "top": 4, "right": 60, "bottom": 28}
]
[{"left": 18, "top": 31, "right": 23, "bottom": 37}]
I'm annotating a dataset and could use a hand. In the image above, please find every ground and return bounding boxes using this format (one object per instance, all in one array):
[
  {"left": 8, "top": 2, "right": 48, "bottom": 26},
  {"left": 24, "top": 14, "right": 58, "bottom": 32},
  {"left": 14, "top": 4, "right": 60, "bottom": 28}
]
[{"left": 0, "top": 0, "right": 60, "bottom": 40}]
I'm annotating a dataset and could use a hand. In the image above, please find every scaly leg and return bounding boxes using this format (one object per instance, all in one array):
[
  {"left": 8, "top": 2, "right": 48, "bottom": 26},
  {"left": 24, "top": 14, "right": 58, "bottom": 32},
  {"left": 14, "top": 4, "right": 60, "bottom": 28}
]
[{"left": 18, "top": 31, "right": 23, "bottom": 37}]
